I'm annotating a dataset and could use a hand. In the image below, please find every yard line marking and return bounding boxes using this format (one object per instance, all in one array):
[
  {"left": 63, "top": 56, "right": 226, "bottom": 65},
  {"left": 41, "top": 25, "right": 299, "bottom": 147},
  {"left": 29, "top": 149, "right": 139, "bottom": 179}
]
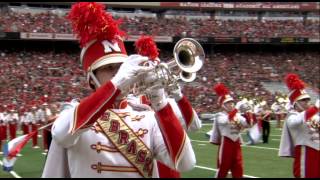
[
  {"left": 241, "top": 145, "right": 279, "bottom": 151},
  {"left": 191, "top": 139, "right": 210, "bottom": 143},
  {"left": 9, "top": 171, "right": 22, "bottom": 179},
  {"left": 272, "top": 139, "right": 280, "bottom": 141},
  {"left": 190, "top": 139, "right": 279, "bottom": 151},
  {"left": 0, "top": 160, "right": 22, "bottom": 178},
  {"left": 269, "top": 135, "right": 282, "bottom": 137},
  {"left": 239, "top": 133, "right": 281, "bottom": 137},
  {"left": 194, "top": 165, "right": 259, "bottom": 178},
  {"left": 203, "top": 122, "right": 281, "bottom": 125},
  {"left": 198, "top": 144, "right": 207, "bottom": 146}
]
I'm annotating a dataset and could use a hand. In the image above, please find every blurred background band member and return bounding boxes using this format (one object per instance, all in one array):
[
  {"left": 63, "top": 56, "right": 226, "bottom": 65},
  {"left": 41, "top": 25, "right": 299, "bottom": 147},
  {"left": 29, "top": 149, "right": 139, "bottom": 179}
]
[
  {"left": 7, "top": 105, "right": 18, "bottom": 140},
  {"left": 279, "top": 73, "right": 320, "bottom": 178},
  {"left": 210, "top": 83, "right": 250, "bottom": 178},
  {"left": 0, "top": 108, "right": 8, "bottom": 155}
]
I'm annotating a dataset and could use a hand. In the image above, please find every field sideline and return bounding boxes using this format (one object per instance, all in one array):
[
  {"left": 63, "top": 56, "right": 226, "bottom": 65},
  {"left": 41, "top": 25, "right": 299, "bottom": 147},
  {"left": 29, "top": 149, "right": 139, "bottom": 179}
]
[{"left": 0, "top": 122, "right": 293, "bottom": 178}]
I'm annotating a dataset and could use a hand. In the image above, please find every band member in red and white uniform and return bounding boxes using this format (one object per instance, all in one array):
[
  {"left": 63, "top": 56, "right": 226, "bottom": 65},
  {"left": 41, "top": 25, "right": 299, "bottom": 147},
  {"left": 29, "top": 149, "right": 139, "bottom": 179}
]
[
  {"left": 209, "top": 83, "right": 250, "bottom": 178},
  {"left": 236, "top": 97, "right": 260, "bottom": 145},
  {"left": 30, "top": 103, "right": 40, "bottom": 149},
  {"left": 271, "top": 96, "right": 287, "bottom": 129},
  {"left": 7, "top": 105, "right": 19, "bottom": 140},
  {"left": 279, "top": 73, "right": 320, "bottom": 178},
  {"left": 20, "top": 108, "right": 30, "bottom": 135},
  {"left": 127, "top": 35, "right": 202, "bottom": 178},
  {"left": 36, "top": 102, "right": 48, "bottom": 153},
  {"left": 42, "top": 2, "right": 196, "bottom": 178},
  {"left": 0, "top": 108, "right": 8, "bottom": 155}
]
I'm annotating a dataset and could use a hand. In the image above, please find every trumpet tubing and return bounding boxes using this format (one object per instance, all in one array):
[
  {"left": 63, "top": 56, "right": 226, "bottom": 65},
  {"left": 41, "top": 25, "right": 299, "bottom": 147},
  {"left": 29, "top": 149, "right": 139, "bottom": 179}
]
[{"left": 129, "top": 38, "right": 205, "bottom": 96}]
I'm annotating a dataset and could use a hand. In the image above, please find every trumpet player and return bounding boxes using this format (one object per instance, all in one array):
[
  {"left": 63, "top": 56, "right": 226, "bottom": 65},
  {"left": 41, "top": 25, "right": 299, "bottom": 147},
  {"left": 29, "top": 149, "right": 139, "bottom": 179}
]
[
  {"left": 235, "top": 97, "right": 260, "bottom": 145},
  {"left": 42, "top": 2, "right": 196, "bottom": 178},
  {"left": 279, "top": 73, "right": 320, "bottom": 178},
  {"left": 210, "top": 83, "right": 250, "bottom": 178},
  {"left": 128, "top": 35, "right": 202, "bottom": 178},
  {"left": 271, "top": 96, "right": 286, "bottom": 129}
]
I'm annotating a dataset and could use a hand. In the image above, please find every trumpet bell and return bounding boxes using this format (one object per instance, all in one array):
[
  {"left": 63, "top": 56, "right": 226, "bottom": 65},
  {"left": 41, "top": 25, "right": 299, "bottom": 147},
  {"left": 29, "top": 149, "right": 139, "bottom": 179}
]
[
  {"left": 180, "top": 71, "right": 196, "bottom": 82},
  {"left": 174, "top": 38, "right": 205, "bottom": 73}
]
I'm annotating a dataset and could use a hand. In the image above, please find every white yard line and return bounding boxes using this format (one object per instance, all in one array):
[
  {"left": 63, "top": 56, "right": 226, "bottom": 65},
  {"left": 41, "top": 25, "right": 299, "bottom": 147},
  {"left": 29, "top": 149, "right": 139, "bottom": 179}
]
[
  {"left": 241, "top": 145, "right": 279, "bottom": 151},
  {"left": 191, "top": 139, "right": 211, "bottom": 143},
  {"left": 239, "top": 133, "right": 281, "bottom": 137},
  {"left": 269, "top": 135, "right": 281, "bottom": 137},
  {"left": 272, "top": 139, "right": 280, "bottom": 141},
  {"left": 190, "top": 139, "right": 279, "bottom": 151},
  {"left": 195, "top": 165, "right": 259, "bottom": 178},
  {"left": 0, "top": 160, "right": 22, "bottom": 178}
]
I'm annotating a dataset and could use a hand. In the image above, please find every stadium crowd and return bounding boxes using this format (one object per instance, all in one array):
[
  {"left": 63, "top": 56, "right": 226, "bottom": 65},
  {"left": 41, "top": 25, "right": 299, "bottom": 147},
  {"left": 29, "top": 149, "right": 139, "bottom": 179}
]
[
  {"left": 181, "top": 51, "right": 319, "bottom": 112},
  {"left": 1, "top": 48, "right": 319, "bottom": 113},
  {"left": 0, "top": 49, "right": 92, "bottom": 114},
  {"left": 0, "top": 9, "right": 319, "bottom": 38}
]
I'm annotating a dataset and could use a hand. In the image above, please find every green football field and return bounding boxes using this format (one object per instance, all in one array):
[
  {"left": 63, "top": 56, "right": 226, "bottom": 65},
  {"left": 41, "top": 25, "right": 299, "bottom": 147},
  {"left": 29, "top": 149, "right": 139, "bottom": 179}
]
[{"left": 0, "top": 122, "right": 293, "bottom": 178}]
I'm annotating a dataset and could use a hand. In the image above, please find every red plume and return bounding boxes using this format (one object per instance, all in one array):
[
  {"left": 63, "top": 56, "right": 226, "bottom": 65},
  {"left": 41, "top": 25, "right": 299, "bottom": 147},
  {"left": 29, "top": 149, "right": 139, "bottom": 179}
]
[
  {"left": 285, "top": 73, "right": 305, "bottom": 91},
  {"left": 213, "top": 83, "right": 229, "bottom": 96},
  {"left": 67, "top": 2, "right": 126, "bottom": 47},
  {"left": 134, "top": 35, "right": 159, "bottom": 60}
]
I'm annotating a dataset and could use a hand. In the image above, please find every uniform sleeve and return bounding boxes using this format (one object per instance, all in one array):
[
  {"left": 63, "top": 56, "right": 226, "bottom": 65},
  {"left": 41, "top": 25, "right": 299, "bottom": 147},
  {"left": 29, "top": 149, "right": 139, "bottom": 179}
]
[
  {"left": 70, "top": 81, "right": 121, "bottom": 134},
  {"left": 51, "top": 106, "right": 88, "bottom": 148},
  {"left": 209, "top": 114, "right": 221, "bottom": 145},
  {"left": 153, "top": 104, "right": 196, "bottom": 172},
  {"left": 286, "top": 112, "right": 305, "bottom": 128},
  {"left": 151, "top": 112, "right": 196, "bottom": 172},
  {"left": 176, "top": 96, "right": 202, "bottom": 132},
  {"left": 216, "top": 113, "right": 228, "bottom": 125},
  {"left": 238, "top": 114, "right": 249, "bottom": 127},
  {"left": 42, "top": 138, "right": 71, "bottom": 178}
]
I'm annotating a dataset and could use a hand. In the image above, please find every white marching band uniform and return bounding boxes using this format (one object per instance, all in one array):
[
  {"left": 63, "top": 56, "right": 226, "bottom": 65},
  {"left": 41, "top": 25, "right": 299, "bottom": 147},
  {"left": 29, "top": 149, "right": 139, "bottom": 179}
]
[
  {"left": 42, "top": 3, "right": 197, "bottom": 178},
  {"left": 42, "top": 100, "right": 195, "bottom": 178}
]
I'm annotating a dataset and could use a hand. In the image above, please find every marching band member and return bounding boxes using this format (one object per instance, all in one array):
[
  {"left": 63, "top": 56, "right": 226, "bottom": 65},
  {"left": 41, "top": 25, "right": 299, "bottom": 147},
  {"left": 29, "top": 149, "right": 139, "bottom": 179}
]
[
  {"left": 36, "top": 102, "right": 47, "bottom": 153},
  {"left": 20, "top": 108, "right": 31, "bottom": 135},
  {"left": 236, "top": 98, "right": 260, "bottom": 145},
  {"left": 209, "top": 83, "right": 250, "bottom": 178},
  {"left": 30, "top": 103, "right": 40, "bottom": 149},
  {"left": 259, "top": 100, "right": 272, "bottom": 144},
  {"left": 38, "top": 103, "right": 48, "bottom": 152},
  {"left": 0, "top": 108, "right": 8, "bottom": 155},
  {"left": 279, "top": 73, "right": 320, "bottom": 178},
  {"left": 42, "top": 2, "right": 196, "bottom": 178},
  {"left": 271, "top": 97, "right": 283, "bottom": 128},
  {"left": 272, "top": 96, "right": 287, "bottom": 129},
  {"left": 132, "top": 35, "right": 202, "bottom": 178},
  {"left": 7, "top": 105, "right": 18, "bottom": 140}
]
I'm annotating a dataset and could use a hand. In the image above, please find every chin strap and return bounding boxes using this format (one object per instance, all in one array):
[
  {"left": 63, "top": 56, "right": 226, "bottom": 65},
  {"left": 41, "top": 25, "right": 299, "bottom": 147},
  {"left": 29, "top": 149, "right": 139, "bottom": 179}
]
[
  {"left": 295, "top": 101, "right": 304, "bottom": 112},
  {"left": 88, "top": 70, "right": 101, "bottom": 88}
]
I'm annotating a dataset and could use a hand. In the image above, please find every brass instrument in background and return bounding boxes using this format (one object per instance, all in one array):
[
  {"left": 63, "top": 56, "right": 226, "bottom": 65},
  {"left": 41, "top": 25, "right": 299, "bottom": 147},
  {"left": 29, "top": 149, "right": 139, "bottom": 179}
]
[{"left": 130, "top": 38, "right": 205, "bottom": 96}]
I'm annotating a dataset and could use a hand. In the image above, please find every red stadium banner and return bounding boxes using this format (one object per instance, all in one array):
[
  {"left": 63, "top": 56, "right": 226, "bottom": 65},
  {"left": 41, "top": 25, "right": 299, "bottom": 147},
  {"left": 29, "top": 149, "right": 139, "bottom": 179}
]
[
  {"left": 126, "top": 35, "right": 172, "bottom": 42},
  {"left": 159, "top": 2, "right": 319, "bottom": 10},
  {"left": 54, "top": 34, "right": 77, "bottom": 40},
  {"left": 20, "top": 32, "right": 52, "bottom": 40},
  {"left": 20, "top": 33, "right": 172, "bottom": 42}
]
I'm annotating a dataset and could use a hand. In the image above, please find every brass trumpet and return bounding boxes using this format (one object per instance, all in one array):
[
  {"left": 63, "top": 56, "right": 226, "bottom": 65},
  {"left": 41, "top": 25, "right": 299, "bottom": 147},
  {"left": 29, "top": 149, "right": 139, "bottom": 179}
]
[{"left": 131, "top": 38, "right": 205, "bottom": 96}]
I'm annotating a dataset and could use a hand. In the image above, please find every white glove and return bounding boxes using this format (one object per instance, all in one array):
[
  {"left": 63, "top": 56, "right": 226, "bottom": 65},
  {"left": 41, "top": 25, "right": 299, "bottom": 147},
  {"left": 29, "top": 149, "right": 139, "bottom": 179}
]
[
  {"left": 148, "top": 88, "right": 168, "bottom": 111},
  {"left": 169, "top": 83, "right": 183, "bottom": 101},
  {"left": 315, "top": 99, "right": 319, "bottom": 109},
  {"left": 111, "top": 55, "right": 151, "bottom": 92}
]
